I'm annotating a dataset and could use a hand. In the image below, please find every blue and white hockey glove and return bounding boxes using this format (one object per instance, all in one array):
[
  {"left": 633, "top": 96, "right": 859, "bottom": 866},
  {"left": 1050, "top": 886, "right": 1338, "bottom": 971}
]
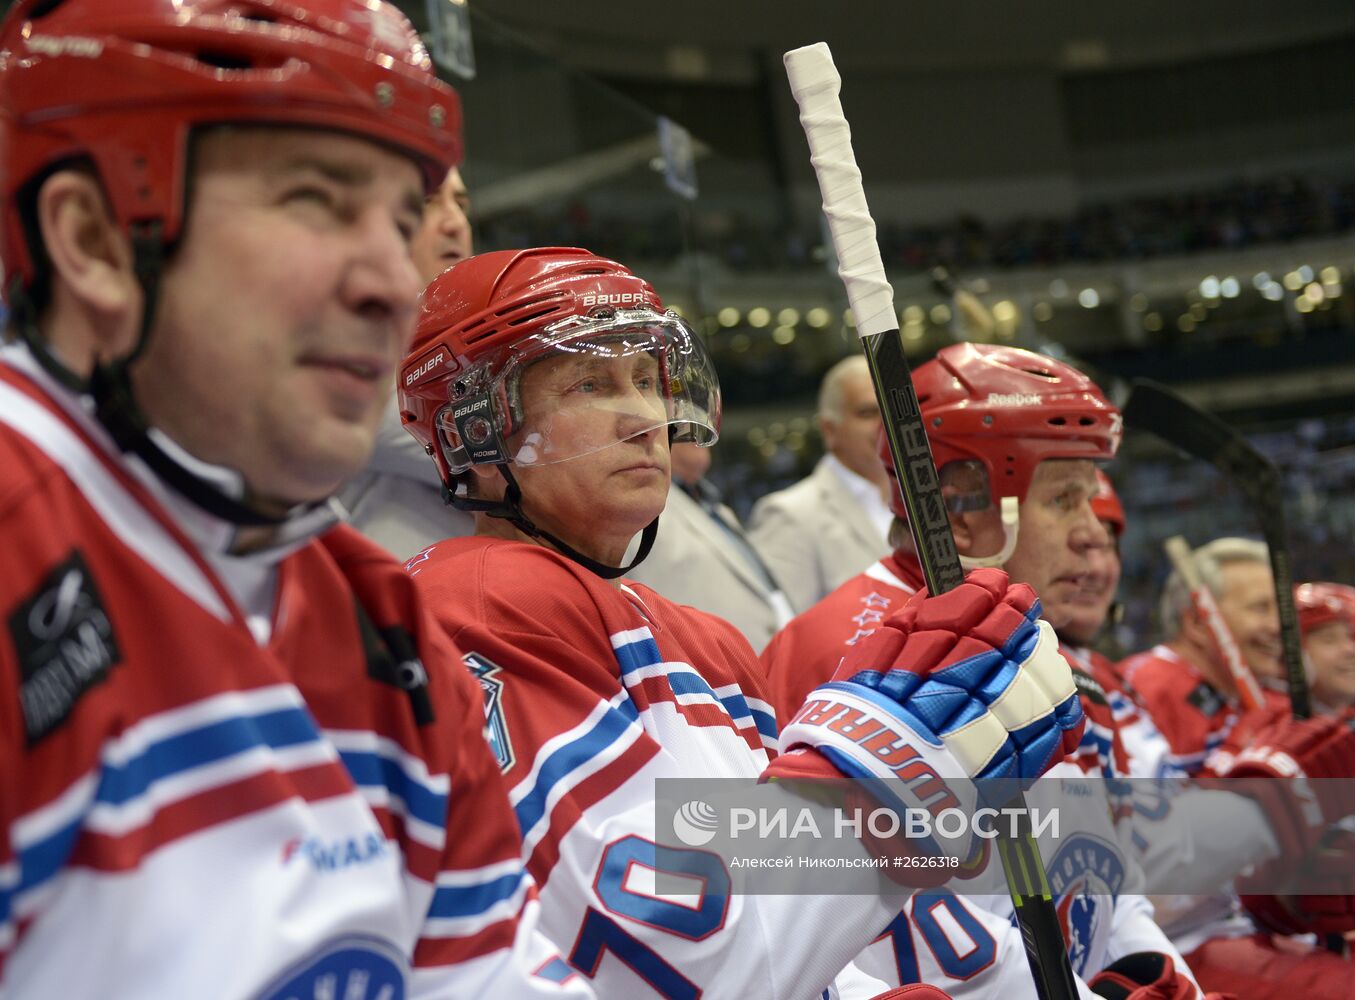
[{"left": 776, "top": 569, "right": 1083, "bottom": 857}]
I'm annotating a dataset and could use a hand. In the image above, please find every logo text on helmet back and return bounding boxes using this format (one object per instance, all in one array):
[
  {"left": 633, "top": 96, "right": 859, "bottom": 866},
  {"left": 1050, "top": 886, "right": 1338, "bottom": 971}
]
[
  {"left": 406, "top": 351, "right": 445, "bottom": 386},
  {"left": 986, "top": 392, "right": 1043, "bottom": 407},
  {"left": 24, "top": 35, "right": 103, "bottom": 58}
]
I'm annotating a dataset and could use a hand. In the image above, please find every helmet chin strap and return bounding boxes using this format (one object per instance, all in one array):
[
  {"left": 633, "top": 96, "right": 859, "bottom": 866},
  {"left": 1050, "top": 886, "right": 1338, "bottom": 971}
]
[
  {"left": 446, "top": 464, "right": 657, "bottom": 580},
  {"left": 958, "top": 495, "right": 1020, "bottom": 571}
]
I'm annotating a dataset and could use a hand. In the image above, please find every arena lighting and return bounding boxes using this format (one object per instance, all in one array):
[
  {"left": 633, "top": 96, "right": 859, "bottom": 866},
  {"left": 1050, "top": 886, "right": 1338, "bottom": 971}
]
[
  {"left": 717, "top": 307, "right": 741, "bottom": 327},
  {"left": 1032, "top": 301, "right": 1053, "bottom": 322},
  {"left": 1296, "top": 296, "right": 1315, "bottom": 314},
  {"left": 1199, "top": 275, "right": 1221, "bottom": 298},
  {"left": 902, "top": 321, "right": 925, "bottom": 342},
  {"left": 772, "top": 325, "right": 797, "bottom": 345},
  {"left": 777, "top": 307, "right": 801, "bottom": 326},
  {"left": 992, "top": 300, "right": 1018, "bottom": 323},
  {"left": 1219, "top": 277, "right": 1240, "bottom": 298},
  {"left": 805, "top": 307, "right": 831, "bottom": 328},
  {"left": 1252, "top": 271, "right": 1272, "bottom": 290},
  {"left": 1049, "top": 278, "right": 1069, "bottom": 298},
  {"left": 843, "top": 308, "right": 855, "bottom": 327},
  {"left": 730, "top": 333, "right": 751, "bottom": 352},
  {"left": 1178, "top": 314, "right": 1196, "bottom": 333},
  {"left": 1304, "top": 282, "right": 1325, "bottom": 304},
  {"left": 1283, "top": 270, "right": 1305, "bottom": 291},
  {"left": 930, "top": 303, "right": 952, "bottom": 324},
  {"left": 1128, "top": 293, "right": 1148, "bottom": 312},
  {"left": 1321, "top": 265, "right": 1342, "bottom": 285},
  {"left": 1298, "top": 264, "right": 1315, "bottom": 284},
  {"left": 903, "top": 304, "right": 926, "bottom": 324},
  {"left": 1077, "top": 288, "right": 1100, "bottom": 308},
  {"left": 1143, "top": 312, "right": 1163, "bottom": 332},
  {"left": 1261, "top": 281, "right": 1285, "bottom": 302},
  {"left": 747, "top": 307, "right": 771, "bottom": 328}
]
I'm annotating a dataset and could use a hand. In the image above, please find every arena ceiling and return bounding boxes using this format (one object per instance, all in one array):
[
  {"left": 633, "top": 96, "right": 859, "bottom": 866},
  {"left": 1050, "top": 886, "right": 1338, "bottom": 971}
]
[{"left": 470, "top": 0, "right": 1355, "bottom": 78}]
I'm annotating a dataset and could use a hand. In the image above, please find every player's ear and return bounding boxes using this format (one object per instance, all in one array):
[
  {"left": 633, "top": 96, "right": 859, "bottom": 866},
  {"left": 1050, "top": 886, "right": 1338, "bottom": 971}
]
[
  {"left": 38, "top": 169, "right": 138, "bottom": 321},
  {"left": 948, "top": 507, "right": 991, "bottom": 557},
  {"left": 1177, "top": 605, "right": 1208, "bottom": 645},
  {"left": 36, "top": 169, "right": 142, "bottom": 371}
]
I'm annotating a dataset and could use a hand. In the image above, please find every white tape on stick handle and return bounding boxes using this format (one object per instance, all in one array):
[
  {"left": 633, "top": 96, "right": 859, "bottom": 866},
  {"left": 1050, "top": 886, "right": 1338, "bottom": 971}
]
[{"left": 783, "top": 43, "right": 896, "bottom": 339}]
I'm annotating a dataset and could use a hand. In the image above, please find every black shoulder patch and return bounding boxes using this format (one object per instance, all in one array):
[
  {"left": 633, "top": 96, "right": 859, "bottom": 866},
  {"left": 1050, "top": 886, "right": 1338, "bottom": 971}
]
[
  {"left": 10, "top": 550, "right": 121, "bottom": 745},
  {"left": 1187, "top": 682, "right": 1225, "bottom": 718},
  {"left": 350, "top": 595, "right": 434, "bottom": 727}
]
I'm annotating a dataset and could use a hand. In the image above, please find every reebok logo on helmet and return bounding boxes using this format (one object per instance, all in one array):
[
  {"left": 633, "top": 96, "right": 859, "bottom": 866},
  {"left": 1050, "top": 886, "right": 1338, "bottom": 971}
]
[{"left": 986, "top": 392, "right": 1043, "bottom": 407}]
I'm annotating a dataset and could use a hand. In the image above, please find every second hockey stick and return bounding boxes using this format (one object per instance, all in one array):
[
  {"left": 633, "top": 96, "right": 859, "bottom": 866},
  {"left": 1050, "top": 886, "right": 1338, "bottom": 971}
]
[
  {"left": 784, "top": 41, "right": 1079, "bottom": 1000},
  {"left": 1123, "top": 379, "right": 1308, "bottom": 718}
]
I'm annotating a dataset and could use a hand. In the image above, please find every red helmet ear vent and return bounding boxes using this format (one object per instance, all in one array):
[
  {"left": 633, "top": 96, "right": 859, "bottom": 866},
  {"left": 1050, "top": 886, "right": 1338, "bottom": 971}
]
[
  {"left": 192, "top": 50, "right": 271, "bottom": 70},
  {"left": 506, "top": 306, "right": 558, "bottom": 328},
  {"left": 1049, "top": 416, "right": 1067, "bottom": 426}
]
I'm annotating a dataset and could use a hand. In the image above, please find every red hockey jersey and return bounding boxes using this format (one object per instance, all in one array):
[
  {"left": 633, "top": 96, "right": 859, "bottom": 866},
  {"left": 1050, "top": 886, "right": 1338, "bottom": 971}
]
[
  {"left": 759, "top": 553, "right": 1179, "bottom": 997},
  {"left": 0, "top": 349, "right": 585, "bottom": 998},
  {"left": 407, "top": 535, "right": 914, "bottom": 998}
]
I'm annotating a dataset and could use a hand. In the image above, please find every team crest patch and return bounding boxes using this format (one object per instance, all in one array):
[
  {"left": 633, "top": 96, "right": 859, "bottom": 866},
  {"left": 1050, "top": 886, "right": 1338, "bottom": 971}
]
[
  {"left": 259, "top": 935, "right": 405, "bottom": 999},
  {"left": 10, "top": 550, "right": 121, "bottom": 745},
  {"left": 1046, "top": 834, "right": 1125, "bottom": 977},
  {"left": 464, "top": 652, "right": 514, "bottom": 772}
]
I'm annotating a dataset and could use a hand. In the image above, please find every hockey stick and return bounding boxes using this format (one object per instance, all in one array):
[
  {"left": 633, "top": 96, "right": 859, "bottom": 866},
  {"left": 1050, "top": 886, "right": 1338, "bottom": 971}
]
[
  {"left": 1122, "top": 379, "right": 1308, "bottom": 718},
  {"left": 784, "top": 42, "right": 1078, "bottom": 1000},
  {"left": 930, "top": 265, "right": 996, "bottom": 340},
  {"left": 1163, "top": 535, "right": 1267, "bottom": 712}
]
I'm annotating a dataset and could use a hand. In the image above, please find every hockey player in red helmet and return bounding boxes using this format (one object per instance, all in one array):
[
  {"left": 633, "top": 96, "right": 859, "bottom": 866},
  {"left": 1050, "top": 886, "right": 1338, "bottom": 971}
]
[
  {"left": 399, "top": 250, "right": 1085, "bottom": 997},
  {"left": 0, "top": 2, "right": 595, "bottom": 996},
  {"left": 1061, "top": 469, "right": 1126, "bottom": 650},
  {"left": 765, "top": 342, "right": 1123, "bottom": 719},
  {"left": 762, "top": 343, "right": 1218, "bottom": 999},
  {"left": 1296, "top": 581, "right": 1355, "bottom": 711}
]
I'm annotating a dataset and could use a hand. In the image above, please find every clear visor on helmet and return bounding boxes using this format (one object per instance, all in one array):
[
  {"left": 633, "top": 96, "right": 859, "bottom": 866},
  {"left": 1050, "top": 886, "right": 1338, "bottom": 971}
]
[{"left": 438, "top": 308, "right": 720, "bottom": 471}]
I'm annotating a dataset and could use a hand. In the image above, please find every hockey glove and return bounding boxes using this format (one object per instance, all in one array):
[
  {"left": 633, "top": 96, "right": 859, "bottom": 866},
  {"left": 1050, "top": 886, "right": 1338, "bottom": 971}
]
[
  {"left": 1240, "top": 828, "right": 1355, "bottom": 937},
  {"left": 1215, "top": 710, "right": 1355, "bottom": 862},
  {"left": 867, "top": 987, "right": 956, "bottom": 1000},
  {"left": 1089, "top": 952, "right": 1232, "bottom": 1000},
  {"left": 775, "top": 568, "right": 1082, "bottom": 858}
]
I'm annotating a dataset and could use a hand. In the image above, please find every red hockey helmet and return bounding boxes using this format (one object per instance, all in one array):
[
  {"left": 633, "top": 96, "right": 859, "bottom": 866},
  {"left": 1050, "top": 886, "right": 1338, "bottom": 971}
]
[
  {"left": 399, "top": 247, "right": 720, "bottom": 487},
  {"left": 1296, "top": 582, "right": 1355, "bottom": 637},
  {"left": 913, "top": 343, "right": 1119, "bottom": 508},
  {"left": 1091, "top": 468, "right": 1126, "bottom": 537},
  {"left": 0, "top": 0, "right": 462, "bottom": 289}
]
